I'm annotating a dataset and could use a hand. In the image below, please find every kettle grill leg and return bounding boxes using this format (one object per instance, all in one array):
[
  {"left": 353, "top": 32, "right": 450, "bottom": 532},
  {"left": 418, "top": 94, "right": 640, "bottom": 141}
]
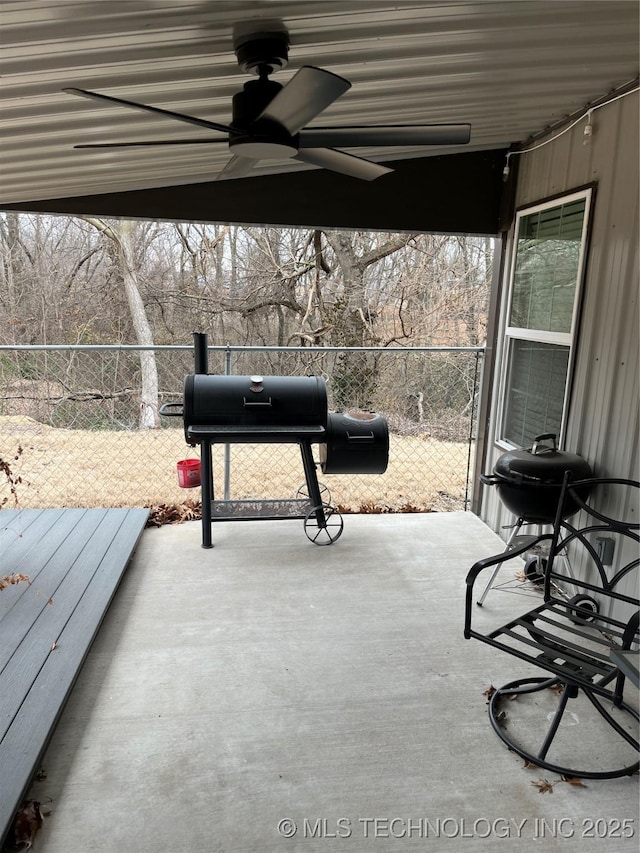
[{"left": 476, "top": 518, "right": 524, "bottom": 605}]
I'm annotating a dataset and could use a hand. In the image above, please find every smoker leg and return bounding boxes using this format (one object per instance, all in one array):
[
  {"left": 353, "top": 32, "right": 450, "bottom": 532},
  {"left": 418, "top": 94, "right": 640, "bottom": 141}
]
[
  {"left": 299, "top": 441, "right": 344, "bottom": 545},
  {"left": 300, "top": 442, "right": 325, "bottom": 526},
  {"left": 200, "top": 439, "right": 214, "bottom": 548}
]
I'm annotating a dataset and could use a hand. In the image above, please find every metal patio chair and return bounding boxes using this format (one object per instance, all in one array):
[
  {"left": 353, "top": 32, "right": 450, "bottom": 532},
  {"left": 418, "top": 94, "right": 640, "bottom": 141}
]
[{"left": 464, "top": 475, "right": 639, "bottom": 779}]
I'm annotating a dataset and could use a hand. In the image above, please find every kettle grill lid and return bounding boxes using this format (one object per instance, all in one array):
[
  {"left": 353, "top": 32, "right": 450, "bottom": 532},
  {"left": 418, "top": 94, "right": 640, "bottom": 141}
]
[{"left": 493, "top": 434, "right": 592, "bottom": 485}]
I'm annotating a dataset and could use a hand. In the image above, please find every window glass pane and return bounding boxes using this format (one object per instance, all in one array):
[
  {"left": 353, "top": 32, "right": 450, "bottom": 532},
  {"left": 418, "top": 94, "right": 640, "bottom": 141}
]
[
  {"left": 503, "top": 339, "right": 570, "bottom": 448},
  {"left": 510, "top": 198, "right": 586, "bottom": 333}
]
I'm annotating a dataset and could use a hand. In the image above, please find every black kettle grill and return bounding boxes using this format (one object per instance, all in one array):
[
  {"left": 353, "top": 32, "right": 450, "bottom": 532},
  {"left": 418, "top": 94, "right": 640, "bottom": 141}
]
[
  {"left": 481, "top": 433, "right": 593, "bottom": 524},
  {"left": 476, "top": 434, "right": 593, "bottom": 606}
]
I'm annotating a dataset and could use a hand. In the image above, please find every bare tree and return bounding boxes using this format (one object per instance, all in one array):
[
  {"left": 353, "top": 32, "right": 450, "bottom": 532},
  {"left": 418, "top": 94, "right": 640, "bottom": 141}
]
[
  {"left": 0, "top": 213, "right": 492, "bottom": 425},
  {"left": 80, "top": 217, "right": 160, "bottom": 428}
]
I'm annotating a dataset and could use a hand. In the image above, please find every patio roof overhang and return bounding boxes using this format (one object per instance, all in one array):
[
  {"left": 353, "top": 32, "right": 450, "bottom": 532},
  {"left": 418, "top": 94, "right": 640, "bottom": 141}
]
[
  {"left": 0, "top": 148, "right": 510, "bottom": 235},
  {"left": 1, "top": 2, "right": 637, "bottom": 234}
]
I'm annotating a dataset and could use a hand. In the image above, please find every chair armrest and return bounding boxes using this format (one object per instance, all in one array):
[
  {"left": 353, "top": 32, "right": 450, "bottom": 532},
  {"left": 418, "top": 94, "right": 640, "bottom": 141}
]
[
  {"left": 465, "top": 534, "right": 552, "bottom": 588},
  {"left": 610, "top": 649, "right": 640, "bottom": 688},
  {"left": 464, "top": 534, "right": 552, "bottom": 638}
]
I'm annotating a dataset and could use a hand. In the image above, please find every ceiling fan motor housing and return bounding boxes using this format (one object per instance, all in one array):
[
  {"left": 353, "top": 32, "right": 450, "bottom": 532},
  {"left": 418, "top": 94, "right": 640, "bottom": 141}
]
[
  {"left": 229, "top": 78, "right": 298, "bottom": 159},
  {"left": 232, "top": 78, "right": 283, "bottom": 127}
]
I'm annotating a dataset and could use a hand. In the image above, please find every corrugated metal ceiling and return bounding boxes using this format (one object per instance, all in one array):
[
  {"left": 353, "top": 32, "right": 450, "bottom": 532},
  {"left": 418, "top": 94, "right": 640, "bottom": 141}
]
[{"left": 1, "top": 0, "right": 638, "bottom": 205}]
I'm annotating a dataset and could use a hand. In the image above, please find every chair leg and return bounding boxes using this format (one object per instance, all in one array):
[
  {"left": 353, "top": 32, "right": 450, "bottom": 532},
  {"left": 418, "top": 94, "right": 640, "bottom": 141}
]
[
  {"left": 537, "top": 682, "right": 576, "bottom": 761},
  {"left": 488, "top": 677, "right": 640, "bottom": 780}
]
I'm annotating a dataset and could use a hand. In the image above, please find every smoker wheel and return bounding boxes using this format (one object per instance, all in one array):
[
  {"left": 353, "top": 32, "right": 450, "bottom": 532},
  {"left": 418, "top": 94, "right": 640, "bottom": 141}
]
[{"left": 304, "top": 504, "right": 344, "bottom": 545}]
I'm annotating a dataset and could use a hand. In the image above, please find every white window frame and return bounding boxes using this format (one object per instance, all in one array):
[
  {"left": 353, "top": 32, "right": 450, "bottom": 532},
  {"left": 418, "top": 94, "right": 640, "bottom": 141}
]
[{"left": 496, "top": 187, "right": 593, "bottom": 450}]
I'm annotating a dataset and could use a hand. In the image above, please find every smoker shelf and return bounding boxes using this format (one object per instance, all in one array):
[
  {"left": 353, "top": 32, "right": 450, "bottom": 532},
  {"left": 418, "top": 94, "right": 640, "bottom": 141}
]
[
  {"left": 187, "top": 424, "right": 326, "bottom": 443},
  {"left": 211, "top": 498, "right": 313, "bottom": 520}
]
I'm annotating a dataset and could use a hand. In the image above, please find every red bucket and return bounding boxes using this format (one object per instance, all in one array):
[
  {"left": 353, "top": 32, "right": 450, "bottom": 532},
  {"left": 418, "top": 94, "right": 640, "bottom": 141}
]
[{"left": 176, "top": 458, "right": 201, "bottom": 488}]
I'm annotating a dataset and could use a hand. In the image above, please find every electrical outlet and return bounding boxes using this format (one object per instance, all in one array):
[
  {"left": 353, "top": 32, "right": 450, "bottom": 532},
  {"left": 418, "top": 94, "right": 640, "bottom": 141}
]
[{"left": 595, "top": 536, "right": 615, "bottom": 566}]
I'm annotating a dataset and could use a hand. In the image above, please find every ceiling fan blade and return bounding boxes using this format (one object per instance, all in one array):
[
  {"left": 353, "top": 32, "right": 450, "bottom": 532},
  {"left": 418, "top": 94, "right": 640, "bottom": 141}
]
[
  {"left": 74, "top": 139, "right": 230, "bottom": 149},
  {"left": 216, "top": 154, "right": 257, "bottom": 181},
  {"left": 299, "top": 124, "right": 472, "bottom": 148},
  {"left": 63, "top": 87, "right": 233, "bottom": 135},
  {"left": 257, "top": 66, "right": 351, "bottom": 135},
  {"left": 295, "top": 148, "right": 392, "bottom": 181}
]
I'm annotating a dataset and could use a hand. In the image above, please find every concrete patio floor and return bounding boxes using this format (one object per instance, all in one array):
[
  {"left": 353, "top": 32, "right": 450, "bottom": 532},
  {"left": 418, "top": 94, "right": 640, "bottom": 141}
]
[{"left": 26, "top": 512, "right": 638, "bottom": 852}]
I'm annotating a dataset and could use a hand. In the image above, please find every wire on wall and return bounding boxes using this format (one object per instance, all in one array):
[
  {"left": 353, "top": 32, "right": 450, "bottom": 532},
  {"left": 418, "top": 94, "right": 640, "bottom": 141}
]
[{"left": 502, "top": 80, "right": 640, "bottom": 180}]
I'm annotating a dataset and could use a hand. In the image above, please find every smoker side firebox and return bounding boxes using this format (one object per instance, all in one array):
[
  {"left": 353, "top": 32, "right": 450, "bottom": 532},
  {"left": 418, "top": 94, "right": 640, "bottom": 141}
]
[{"left": 160, "top": 333, "right": 389, "bottom": 548}]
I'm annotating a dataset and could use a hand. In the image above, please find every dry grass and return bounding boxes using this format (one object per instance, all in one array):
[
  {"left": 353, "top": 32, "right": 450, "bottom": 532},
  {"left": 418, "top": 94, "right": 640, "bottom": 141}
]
[{"left": 0, "top": 416, "right": 471, "bottom": 512}]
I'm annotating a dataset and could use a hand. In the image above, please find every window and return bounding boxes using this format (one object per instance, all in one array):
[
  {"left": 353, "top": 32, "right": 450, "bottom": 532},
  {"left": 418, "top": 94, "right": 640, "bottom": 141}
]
[{"left": 498, "top": 189, "right": 592, "bottom": 448}]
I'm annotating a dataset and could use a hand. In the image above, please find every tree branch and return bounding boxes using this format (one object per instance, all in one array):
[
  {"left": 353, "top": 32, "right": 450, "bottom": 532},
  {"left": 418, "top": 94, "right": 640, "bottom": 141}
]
[
  {"left": 66, "top": 246, "right": 102, "bottom": 290},
  {"left": 359, "top": 233, "right": 419, "bottom": 269}
]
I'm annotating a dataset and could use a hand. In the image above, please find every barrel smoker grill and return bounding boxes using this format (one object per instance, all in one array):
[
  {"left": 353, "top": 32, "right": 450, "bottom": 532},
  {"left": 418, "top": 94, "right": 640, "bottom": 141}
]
[{"left": 160, "top": 334, "right": 389, "bottom": 547}]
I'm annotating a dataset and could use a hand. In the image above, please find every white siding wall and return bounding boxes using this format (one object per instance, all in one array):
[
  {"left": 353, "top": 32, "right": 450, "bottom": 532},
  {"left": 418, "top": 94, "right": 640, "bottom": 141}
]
[{"left": 481, "top": 91, "right": 639, "bottom": 539}]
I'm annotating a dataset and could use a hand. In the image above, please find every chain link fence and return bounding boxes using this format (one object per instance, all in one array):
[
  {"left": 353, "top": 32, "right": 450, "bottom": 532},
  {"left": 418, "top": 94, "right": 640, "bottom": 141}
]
[{"left": 0, "top": 345, "right": 483, "bottom": 513}]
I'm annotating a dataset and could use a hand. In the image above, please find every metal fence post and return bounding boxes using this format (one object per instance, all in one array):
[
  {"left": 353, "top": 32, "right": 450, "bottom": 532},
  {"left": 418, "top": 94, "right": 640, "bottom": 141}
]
[
  {"left": 464, "top": 350, "right": 482, "bottom": 511},
  {"left": 223, "top": 345, "right": 232, "bottom": 501}
]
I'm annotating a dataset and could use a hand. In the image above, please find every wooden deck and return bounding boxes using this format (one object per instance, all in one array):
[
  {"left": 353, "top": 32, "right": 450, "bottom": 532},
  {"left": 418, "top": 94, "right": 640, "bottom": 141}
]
[{"left": 0, "top": 507, "right": 149, "bottom": 846}]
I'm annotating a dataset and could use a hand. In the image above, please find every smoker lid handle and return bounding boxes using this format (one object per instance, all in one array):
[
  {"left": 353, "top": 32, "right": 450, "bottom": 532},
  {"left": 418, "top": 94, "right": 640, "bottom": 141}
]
[
  {"left": 346, "top": 432, "right": 374, "bottom": 441},
  {"left": 243, "top": 397, "right": 273, "bottom": 407},
  {"left": 159, "top": 401, "right": 184, "bottom": 417}
]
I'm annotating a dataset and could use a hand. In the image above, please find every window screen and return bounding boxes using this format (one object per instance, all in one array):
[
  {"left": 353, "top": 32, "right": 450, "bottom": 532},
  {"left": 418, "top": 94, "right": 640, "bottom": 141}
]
[
  {"left": 502, "top": 340, "right": 570, "bottom": 448},
  {"left": 510, "top": 198, "right": 586, "bottom": 334},
  {"left": 499, "top": 191, "right": 591, "bottom": 448}
]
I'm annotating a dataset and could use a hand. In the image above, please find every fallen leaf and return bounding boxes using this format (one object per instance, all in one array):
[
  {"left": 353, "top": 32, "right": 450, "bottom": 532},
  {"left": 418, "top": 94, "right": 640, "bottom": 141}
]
[
  {"left": 145, "top": 499, "right": 202, "bottom": 527},
  {"left": 531, "top": 778, "right": 554, "bottom": 794},
  {"left": 51, "top": 641, "right": 58, "bottom": 651},
  {"left": 561, "top": 775, "right": 587, "bottom": 787},
  {"left": 0, "top": 573, "right": 31, "bottom": 591},
  {"left": 494, "top": 709, "right": 508, "bottom": 727},
  {"left": 47, "top": 598, "right": 54, "bottom": 605},
  {"left": 548, "top": 683, "right": 565, "bottom": 694},
  {"left": 482, "top": 684, "right": 496, "bottom": 701},
  {"left": 523, "top": 759, "right": 538, "bottom": 769},
  {"left": 10, "top": 800, "right": 44, "bottom": 848}
]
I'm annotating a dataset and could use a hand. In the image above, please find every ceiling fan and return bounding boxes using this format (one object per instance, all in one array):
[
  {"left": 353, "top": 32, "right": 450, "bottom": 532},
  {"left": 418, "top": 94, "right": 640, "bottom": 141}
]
[{"left": 63, "top": 27, "right": 471, "bottom": 182}]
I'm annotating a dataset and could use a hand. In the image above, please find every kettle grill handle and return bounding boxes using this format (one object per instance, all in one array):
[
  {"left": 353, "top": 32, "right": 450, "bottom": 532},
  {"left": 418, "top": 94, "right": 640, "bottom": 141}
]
[
  {"left": 480, "top": 473, "right": 500, "bottom": 486},
  {"left": 532, "top": 433, "right": 557, "bottom": 454}
]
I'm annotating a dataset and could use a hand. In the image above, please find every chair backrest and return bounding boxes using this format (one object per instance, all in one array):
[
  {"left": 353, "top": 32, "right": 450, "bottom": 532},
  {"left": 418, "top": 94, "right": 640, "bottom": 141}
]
[{"left": 544, "top": 475, "right": 639, "bottom": 632}]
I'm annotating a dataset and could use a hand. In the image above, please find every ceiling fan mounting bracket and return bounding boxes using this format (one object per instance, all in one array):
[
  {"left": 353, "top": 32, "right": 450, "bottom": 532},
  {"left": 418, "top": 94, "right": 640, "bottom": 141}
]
[{"left": 233, "top": 32, "right": 290, "bottom": 75}]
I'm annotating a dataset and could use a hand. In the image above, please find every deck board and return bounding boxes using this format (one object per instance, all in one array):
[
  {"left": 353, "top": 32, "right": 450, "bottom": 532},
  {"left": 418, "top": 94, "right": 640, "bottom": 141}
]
[
  {"left": 0, "top": 507, "right": 149, "bottom": 846},
  {"left": 0, "top": 509, "right": 70, "bottom": 620},
  {"left": 0, "top": 509, "right": 103, "bottom": 666}
]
